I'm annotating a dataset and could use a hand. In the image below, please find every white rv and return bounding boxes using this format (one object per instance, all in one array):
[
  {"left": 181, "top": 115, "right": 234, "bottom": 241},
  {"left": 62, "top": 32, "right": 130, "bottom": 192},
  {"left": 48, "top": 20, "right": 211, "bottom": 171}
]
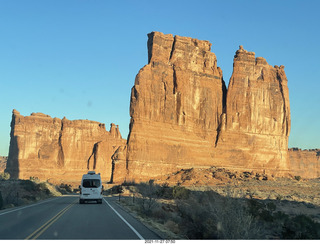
[{"left": 79, "top": 171, "right": 103, "bottom": 204}]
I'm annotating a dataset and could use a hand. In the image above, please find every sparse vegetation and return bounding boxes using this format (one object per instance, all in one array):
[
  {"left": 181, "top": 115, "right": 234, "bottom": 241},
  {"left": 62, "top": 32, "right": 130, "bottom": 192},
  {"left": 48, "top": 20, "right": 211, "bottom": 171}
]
[
  {"left": 0, "top": 178, "right": 62, "bottom": 210},
  {"left": 0, "top": 172, "right": 10, "bottom": 180},
  {"left": 294, "top": 175, "right": 302, "bottom": 181},
  {"left": 57, "top": 183, "right": 73, "bottom": 194},
  {"left": 110, "top": 179, "right": 320, "bottom": 240},
  {"left": 282, "top": 214, "right": 320, "bottom": 239}
]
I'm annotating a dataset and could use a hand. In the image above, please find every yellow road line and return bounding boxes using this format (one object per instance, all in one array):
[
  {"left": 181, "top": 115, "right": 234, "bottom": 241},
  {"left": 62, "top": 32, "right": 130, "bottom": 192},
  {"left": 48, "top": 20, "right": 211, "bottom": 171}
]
[{"left": 25, "top": 199, "right": 77, "bottom": 240}]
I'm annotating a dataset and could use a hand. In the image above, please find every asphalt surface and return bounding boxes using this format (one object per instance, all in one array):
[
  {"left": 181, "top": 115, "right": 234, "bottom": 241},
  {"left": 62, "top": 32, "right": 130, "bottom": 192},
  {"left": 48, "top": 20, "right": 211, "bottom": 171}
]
[{"left": 0, "top": 195, "right": 161, "bottom": 240}]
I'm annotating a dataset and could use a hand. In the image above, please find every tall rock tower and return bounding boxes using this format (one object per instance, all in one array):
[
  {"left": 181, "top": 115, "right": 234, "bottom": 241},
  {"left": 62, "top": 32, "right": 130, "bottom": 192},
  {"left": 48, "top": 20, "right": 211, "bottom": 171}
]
[
  {"left": 111, "top": 32, "right": 291, "bottom": 183},
  {"left": 125, "top": 32, "right": 227, "bottom": 182}
]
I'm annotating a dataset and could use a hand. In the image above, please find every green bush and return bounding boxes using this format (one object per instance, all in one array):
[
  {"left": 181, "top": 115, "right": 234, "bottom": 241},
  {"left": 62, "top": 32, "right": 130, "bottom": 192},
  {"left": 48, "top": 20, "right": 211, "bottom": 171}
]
[
  {"left": 247, "top": 199, "right": 278, "bottom": 222},
  {"left": 282, "top": 214, "right": 320, "bottom": 239},
  {"left": 0, "top": 172, "right": 10, "bottom": 180},
  {"left": 21, "top": 180, "right": 37, "bottom": 192},
  {"left": 38, "top": 182, "right": 51, "bottom": 195},
  {"left": 173, "top": 191, "right": 262, "bottom": 239},
  {"left": 109, "top": 185, "right": 124, "bottom": 194},
  {"left": 135, "top": 181, "right": 159, "bottom": 215},
  {"left": 172, "top": 186, "right": 190, "bottom": 200},
  {"left": 58, "top": 184, "right": 73, "bottom": 193},
  {"left": 294, "top": 176, "right": 302, "bottom": 181},
  {"left": 156, "top": 183, "right": 173, "bottom": 199}
]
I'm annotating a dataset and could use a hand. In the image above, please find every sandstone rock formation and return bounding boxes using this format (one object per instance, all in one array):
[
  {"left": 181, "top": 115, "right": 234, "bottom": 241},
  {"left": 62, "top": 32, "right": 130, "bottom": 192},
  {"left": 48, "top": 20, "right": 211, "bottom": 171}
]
[
  {"left": 7, "top": 32, "right": 318, "bottom": 185},
  {"left": 123, "top": 32, "right": 226, "bottom": 182},
  {"left": 214, "top": 46, "right": 291, "bottom": 173},
  {"left": 112, "top": 31, "right": 292, "bottom": 183},
  {"left": 5, "top": 110, "right": 126, "bottom": 184},
  {"left": 288, "top": 148, "right": 320, "bottom": 178}
]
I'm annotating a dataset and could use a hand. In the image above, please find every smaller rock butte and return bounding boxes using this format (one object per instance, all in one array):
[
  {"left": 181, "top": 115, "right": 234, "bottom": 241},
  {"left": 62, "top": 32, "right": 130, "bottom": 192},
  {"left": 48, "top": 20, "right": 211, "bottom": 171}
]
[
  {"left": 288, "top": 148, "right": 320, "bottom": 178},
  {"left": 5, "top": 109, "right": 126, "bottom": 185}
]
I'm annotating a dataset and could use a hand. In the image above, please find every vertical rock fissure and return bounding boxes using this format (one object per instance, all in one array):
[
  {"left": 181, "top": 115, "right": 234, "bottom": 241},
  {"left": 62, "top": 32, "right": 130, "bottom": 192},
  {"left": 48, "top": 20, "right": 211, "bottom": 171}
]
[
  {"left": 277, "top": 73, "right": 289, "bottom": 136},
  {"left": 87, "top": 141, "right": 101, "bottom": 170},
  {"left": 215, "top": 113, "right": 224, "bottom": 147},
  {"left": 215, "top": 87, "right": 227, "bottom": 147},
  {"left": 173, "top": 66, "right": 178, "bottom": 94},
  {"left": 169, "top": 36, "right": 176, "bottom": 61},
  {"left": 57, "top": 121, "right": 65, "bottom": 168}
]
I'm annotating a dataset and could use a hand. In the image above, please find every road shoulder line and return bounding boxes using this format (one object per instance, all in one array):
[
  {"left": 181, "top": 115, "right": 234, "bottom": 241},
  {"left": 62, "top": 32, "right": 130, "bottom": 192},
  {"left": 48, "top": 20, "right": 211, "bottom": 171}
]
[{"left": 103, "top": 198, "right": 144, "bottom": 240}]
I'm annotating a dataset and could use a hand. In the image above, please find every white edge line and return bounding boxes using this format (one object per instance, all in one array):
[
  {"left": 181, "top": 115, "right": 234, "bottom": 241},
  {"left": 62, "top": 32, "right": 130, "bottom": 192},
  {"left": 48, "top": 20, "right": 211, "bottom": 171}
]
[
  {"left": 0, "top": 196, "right": 65, "bottom": 216},
  {"left": 103, "top": 198, "right": 144, "bottom": 240}
]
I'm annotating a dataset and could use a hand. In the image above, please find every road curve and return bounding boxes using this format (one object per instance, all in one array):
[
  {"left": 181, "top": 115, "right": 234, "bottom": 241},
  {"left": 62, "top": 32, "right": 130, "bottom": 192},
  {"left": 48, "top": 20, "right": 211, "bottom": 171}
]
[{"left": 0, "top": 195, "right": 160, "bottom": 240}]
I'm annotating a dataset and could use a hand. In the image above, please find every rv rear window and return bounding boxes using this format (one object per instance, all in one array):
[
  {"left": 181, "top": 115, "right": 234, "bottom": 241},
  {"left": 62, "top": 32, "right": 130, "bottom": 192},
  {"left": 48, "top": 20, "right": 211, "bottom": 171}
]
[{"left": 82, "top": 179, "right": 101, "bottom": 188}]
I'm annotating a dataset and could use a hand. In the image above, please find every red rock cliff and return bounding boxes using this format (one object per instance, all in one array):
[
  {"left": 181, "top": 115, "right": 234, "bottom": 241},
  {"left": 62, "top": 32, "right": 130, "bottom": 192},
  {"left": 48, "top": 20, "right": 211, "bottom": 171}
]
[
  {"left": 288, "top": 148, "right": 320, "bottom": 178},
  {"left": 5, "top": 110, "right": 126, "bottom": 184},
  {"left": 214, "top": 46, "right": 291, "bottom": 174},
  {"left": 124, "top": 32, "right": 226, "bottom": 182},
  {"left": 112, "top": 32, "right": 293, "bottom": 183}
]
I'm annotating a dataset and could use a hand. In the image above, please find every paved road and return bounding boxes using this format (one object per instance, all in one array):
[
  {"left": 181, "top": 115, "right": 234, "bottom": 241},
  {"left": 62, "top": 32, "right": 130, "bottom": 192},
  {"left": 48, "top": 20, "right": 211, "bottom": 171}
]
[{"left": 0, "top": 195, "right": 160, "bottom": 240}]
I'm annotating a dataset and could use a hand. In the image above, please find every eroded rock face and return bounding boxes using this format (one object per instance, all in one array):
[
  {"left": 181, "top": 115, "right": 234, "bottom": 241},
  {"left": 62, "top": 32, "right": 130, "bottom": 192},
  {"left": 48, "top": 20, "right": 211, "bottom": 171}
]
[
  {"left": 288, "top": 148, "right": 320, "bottom": 178},
  {"left": 113, "top": 32, "right": 293, "bottom": 183},
  {"left": 8, "top": 32, "right": 317, "bottom": 184},
  {"left": 124, "top": 32, "right": 227, "bottom": 182},
  {"left": 214, "top": 45, "right": 291, "bottom": 174},
  {"left": 5, "top": 110, "right": 126, "bottom": 184}
]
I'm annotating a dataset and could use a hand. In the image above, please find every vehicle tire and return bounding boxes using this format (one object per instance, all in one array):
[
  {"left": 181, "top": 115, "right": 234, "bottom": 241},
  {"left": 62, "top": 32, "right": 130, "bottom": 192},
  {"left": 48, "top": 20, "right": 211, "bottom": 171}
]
[
  {"left": 79, "top": 199, "right": 83, "bottom": 204},
  {"left": 98, "top": 199, "right": 102, "bottom": 204}
]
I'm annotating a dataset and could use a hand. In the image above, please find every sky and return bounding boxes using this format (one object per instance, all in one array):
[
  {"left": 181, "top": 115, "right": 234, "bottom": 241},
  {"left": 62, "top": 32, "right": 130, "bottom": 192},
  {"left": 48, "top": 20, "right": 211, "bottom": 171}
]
[{"left": 0, "top": 0, "right": 319, "bottom": 156}]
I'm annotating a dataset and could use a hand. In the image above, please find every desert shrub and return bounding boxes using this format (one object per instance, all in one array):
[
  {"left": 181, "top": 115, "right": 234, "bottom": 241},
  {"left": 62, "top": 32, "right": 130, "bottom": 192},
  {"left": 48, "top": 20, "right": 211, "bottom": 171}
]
[
  {"left": 294, "top": 175, "right": 301, "bottom": 181},
  {"left": 172, "top": 186, "right": 190, "bottom": 200},
  {"left": 0, "top": 172, "right": 10, "bottom": 180},
  {"left": 276, "top": 194, "right": 283, "bottom": 201},
  {"left": 58, "top": 184, "right": 73, "bottom": 193},
  {"left": 174, "top": 190, "right": 262, "bottom": 239},
  {"left": 247, "top": 199, "right": 275, "bottom": 222},
  {"left": 29, "top": 176, "right": 39, "bottom": 182},
  {"left": 273, "top": 211, "right": 289, "bottom": 222},
  {"left": 164, "top": 220, "right": 180, "bottom": 234},
  {"left": 121, "top": 180, "right": 136, "bottom": 186},
  {"left": 282, "top": 214, "right": 320, "bottom": 239},
  {"left": 213, "top": 196, "right": 262, "bottom": 239},
  {"left": 150, "top": 205, "right": 168, "bottom": 222},
  {"left": 156, "top": 183, "right": 173, "bottom": 199},
  {"left": 21, "top": 180, "right": 37, "bottom": 192},
  {"left": 175, "top": 197, "right": 216, "bottom": 239},
  {"left": 135, "top": 180, "right": 159, "bottom": 215},
  {"left": 0, "top": 191, "right": 3, "bottom": 209},
  {"left": 135, "top": 180, "right": 157, "bottom": 197},
  {"left": 107, "top": 185, "right": 124, "bottom": 195},
  {"left": 136, "top": 194, "right": 158, "bottom": 216},
  {"left": 38, "top": 182, "right": 51, "bottom": 195}
]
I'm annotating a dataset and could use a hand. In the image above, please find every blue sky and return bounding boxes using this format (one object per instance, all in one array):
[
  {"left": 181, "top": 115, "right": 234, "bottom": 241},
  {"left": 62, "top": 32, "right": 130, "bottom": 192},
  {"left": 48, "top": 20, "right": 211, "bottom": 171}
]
[{"left": 0, "top": 0, "right": 319, "bottom": 155}]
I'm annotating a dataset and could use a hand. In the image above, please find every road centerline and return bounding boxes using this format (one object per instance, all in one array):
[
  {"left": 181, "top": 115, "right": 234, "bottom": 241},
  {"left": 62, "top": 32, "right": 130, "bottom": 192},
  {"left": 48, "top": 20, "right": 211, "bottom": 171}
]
[{"left": 25, "top": 199, "right": 77, "bottom": 240}]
